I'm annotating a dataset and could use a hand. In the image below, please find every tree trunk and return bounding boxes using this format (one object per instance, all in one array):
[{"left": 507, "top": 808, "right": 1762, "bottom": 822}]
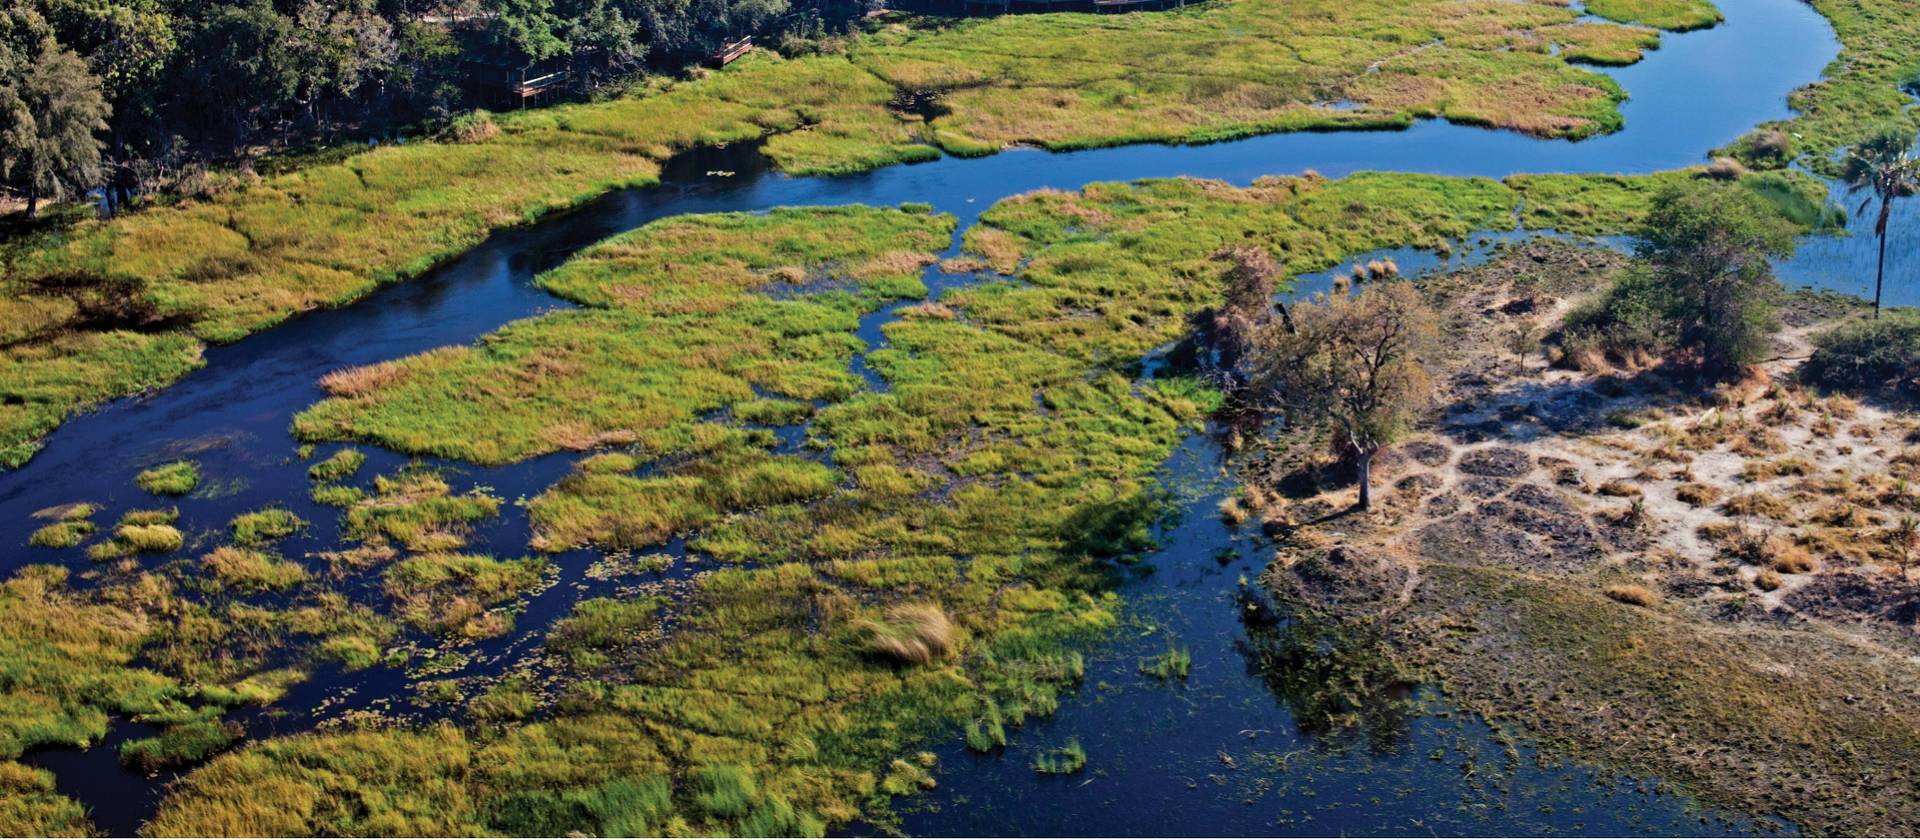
[
  {"left": 25, "top": 184, "right": 38, "bottom": 219},
  {"left": 1355, "top": 448, "right": 1373, "bottom": 512},
  {"left": 1876, "top": 226, "right": 1889, "bottom": 319},
  {"left": 1876, "top": 200, "right": 1892, "bottom": 318}
]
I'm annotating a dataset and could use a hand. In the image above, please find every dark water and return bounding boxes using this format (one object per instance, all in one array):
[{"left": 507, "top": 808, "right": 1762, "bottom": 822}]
[{"left": 1, "top": 0, "right": 1847, "bottom": 832}]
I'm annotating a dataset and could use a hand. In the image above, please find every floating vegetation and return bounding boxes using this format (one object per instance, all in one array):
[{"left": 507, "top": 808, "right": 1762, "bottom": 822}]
[
  {"left": 1139, "top": 646, "right": 1192, "bottom": 681},
  {"left": 230, "top": 508, "right": 306, "bottom": 546},
  {"left": 200, "top": 547, "right": 309, "bottom": 593},
  {"left": 307, "top": 448, "right": 368, "bottom": 483},
  {"left": 1031, "top": 739, "right": 1088, "bottom": 775},
  {"left": 136, "top": 460, "right": 202, "bottom": 496}
]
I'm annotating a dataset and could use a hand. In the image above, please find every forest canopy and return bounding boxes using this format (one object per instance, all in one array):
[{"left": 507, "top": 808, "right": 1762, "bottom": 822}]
[{"left": 0, "top": 0, "right": 861, "bottom": 214}]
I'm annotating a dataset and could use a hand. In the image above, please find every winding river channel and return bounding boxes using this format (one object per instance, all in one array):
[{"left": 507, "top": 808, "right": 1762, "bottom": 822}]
[{"left": 2, "top": 0, "right": 1881, "bottom": 832}]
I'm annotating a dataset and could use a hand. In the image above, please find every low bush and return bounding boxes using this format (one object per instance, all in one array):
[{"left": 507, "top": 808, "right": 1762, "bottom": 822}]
[{"left": 1804, "top": 312, "right": 1920, "bottom": 394}]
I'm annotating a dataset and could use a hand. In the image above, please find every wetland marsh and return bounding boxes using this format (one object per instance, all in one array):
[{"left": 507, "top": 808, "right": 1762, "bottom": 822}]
[{"left": 4, "top": 0, "right": 1920, "bottom": 834}]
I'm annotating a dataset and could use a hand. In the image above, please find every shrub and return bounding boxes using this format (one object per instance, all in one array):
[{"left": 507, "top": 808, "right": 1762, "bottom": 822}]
[
  {"left": 1804, "top": 312, "right": 1920, "bottom": 394},
  {"left": 136, "top": 461, "right": 201, "bottom": 496},
  {"left": 440, "top": 110, "right": 499, "bottom": 144}
]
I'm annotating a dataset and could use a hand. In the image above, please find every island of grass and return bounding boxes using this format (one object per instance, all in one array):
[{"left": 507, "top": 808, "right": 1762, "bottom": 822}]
[{"left": 0, "top": 0, "right": 1771, "bottom": 472}]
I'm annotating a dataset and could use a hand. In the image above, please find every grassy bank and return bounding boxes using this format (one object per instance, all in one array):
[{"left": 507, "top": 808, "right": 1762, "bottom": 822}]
[
  {"left": 0, "top": 0, "right": 1715, "bottom": 470},
  {"left": 1728, "top": 0, "right": 1920, "bottom": 174}
]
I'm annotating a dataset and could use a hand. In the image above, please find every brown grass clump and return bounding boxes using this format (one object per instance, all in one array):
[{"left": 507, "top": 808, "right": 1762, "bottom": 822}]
[
  {"left": 1674, "top": 483, "right": 1721, "bottom": 507},
  {"left": 863, "top": 603, "right": 956, "bottom": 666},
  {"left": 1597, "top": 479, "right": 1642, "bottom": 498},
  {"left": 899, "top": 302, "right": 955, "bottom": 320},
  {"left": 1812, "top": 503, "right": 1879, "bottom": 529},
  {"left": 1754, "top": 568, "right": 1783, "bottom": 591},
  {"left": 1743, "top": 457, "right": 1814, "bottom": 482},
  {"left": 1723, "top": 492, "right": 1792, "bottom": 520},
  {"left": 1218, "top": 496, "right": 1248, "bottom": 527},
  {"left": 318, "top": 358, "right": 417, "bottom": 397},
  {"left": 1604, "top": 584, "right": 1657, "bottom": 607},
  {"left": 1825, "top": 394, "right": 1860, "bottom": 420},
  {"left": 1703, "top": 156, "right": 1749, "bottom": 180}
]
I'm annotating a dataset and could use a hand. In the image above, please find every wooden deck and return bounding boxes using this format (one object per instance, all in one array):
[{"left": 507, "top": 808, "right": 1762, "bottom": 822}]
[{"left": 708, "top": 37, "right": 754, "bottom": 67}]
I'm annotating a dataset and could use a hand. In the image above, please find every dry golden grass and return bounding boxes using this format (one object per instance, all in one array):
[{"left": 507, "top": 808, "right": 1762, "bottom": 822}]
[
  {"left": 862, "top": 604, "right": 956, "bottom": 666},
  {"left": 1604, "top": 583, "right": 1658, "bottom": 607}
]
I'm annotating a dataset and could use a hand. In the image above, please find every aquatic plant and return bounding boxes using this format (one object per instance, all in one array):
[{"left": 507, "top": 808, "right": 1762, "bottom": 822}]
[
  {"left": 230, "top": 508, "right": 305, "bottom": 546},
  {"left": 1031, "top": 739, "right": 1087, "bottom": 775},
  {"left": 1139, "top": 646, "right": 1192, "bottom": 681},
  {"left": 136, "top": 460, "right": 202, "bottom": 496},
  {"left": 200, "top": 547, "right": 308, "bottom": 593},
  {"left": 307, "top": 448, "right": 367, "bottom": 483}
]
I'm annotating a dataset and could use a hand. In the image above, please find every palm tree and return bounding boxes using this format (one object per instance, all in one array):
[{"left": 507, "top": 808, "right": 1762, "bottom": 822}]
[{"left": 1843, "top": 125, "right": 1920, "bottom": 318}]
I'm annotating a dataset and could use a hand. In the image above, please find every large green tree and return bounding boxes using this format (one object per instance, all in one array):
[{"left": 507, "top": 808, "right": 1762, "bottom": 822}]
[
  {"left": 1636, "top": 180, "right": 1798, "bottom": 371},
  {"left": 0, "top": 10, "right": 110, "bottom": 218}
]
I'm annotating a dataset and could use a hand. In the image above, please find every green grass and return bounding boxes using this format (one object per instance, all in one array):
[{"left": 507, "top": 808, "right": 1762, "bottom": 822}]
[
  {"left": 200, "top": 546, "right": 309, "bottom": 593},
  {"left": 230, "top": 508, "right": 306, "bottom": 546},
  {"left": 1139, "top": 646, "right": 1192, "bottom": 680},
  {"left": 294, "top": 205, "right": 952, "bottom": 465},
  {"left": 384, "top": 554, "right": 550, "bottom": 640},
  {"left": 307, "top": 448, "right": 367, "bottom": 482},
  {"left": 0, "top": 762, "right": 89, "bottom": 836},
  {"left": 28, "top": 520, "right": 92, "bottom": 549},
  {"left": 0, "top": 565, "right": 195, "bottom": 761},
  {"left": 136, "top": 460, "right": 202, "bottom": 496},
  {"left": 120, "top": 719, "right": 243, "bottom": 775},
  {"left": 547, "top": 596, "right": 666, "bottom": 665},
  {"left": 341, "top": 469, "right": 501, "bottom": 552},
  {"left": 1583, "top": 0, "right": 1722, "bottom": 31},
  {"left": 1031, "top": 739, "right": 1087, "bottom": 775},
  {"left": 1722, "top": 0, "right": 1920, "bottom": 174}
]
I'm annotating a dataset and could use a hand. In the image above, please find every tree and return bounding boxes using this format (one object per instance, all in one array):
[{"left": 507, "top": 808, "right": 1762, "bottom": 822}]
[
  {"left": 1894, "top": 515, "right": 1919, "bottom": 581},
  {"left": 175, "top": 1, "right": 296, "bottom": 156},
  {"left": 1842, "top": 124, "right": 1920, "bottom": 318},
  {"left": 0, "top": 16, "right": 110, "bottom": 217},
  {"left": 1204, "top": 245, "right": 1286, "bottom": 378},
  {"left": 1252, "top": 281, "right": 1439, "bottom": 512},
  {"left": 1636, "top": 180, "right": 1798, "bottom": 372}
]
